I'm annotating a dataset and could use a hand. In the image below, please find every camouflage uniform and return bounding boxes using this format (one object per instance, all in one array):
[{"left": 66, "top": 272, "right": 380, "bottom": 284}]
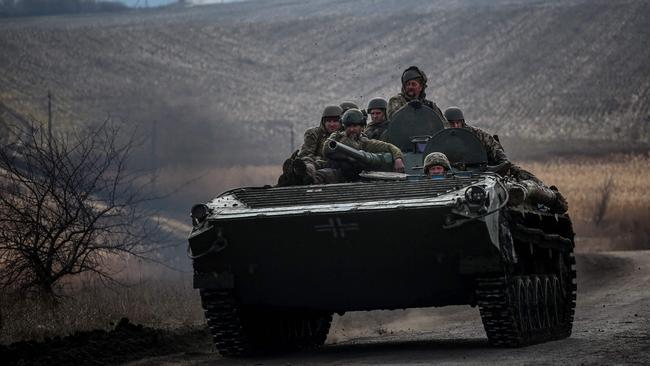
[
  {"left": 305, "top": 131, "right": 403, "bottom": 184},
  {"left": 324, "top": 131, "right": 403, "bottom": 159},
  {"left": 387, "top": 66, "right": 446, "bottom": 123},
  {"left": 297, "top": 125, "right": 330, "bottom": 169},
  {"left": 387, "top": 93, "right": 446, "bottom": 123},
  {"left": 364, "top": 120, "right": 390, "bottom": 141},
  {"left": 443, "top": 107, "right": 565, "bottom": 212},
  {"left": 464, "top": 124, "right": 508, "bottom": 166},
  {"left": 364, "top": 98, "right": 389, "bottom": 140},
  {"left": 277, "top": 106, "right": 343, "bottom": 186},
  {"left": 297, "top": 105, "right": 344, "bottom": 170}
]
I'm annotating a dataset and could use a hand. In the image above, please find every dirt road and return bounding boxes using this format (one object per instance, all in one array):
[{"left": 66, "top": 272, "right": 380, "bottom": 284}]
[{"left": 123, "top": 250, "right": 649, "bottom": 366}]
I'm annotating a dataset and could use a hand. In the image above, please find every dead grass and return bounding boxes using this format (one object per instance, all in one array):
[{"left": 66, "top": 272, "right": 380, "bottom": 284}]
[
  {"left": 520, "top": 153, "right": 650, "bottom": 251},
  {"left": 0, "top": 259, "right": 205, "bottom": 344}
]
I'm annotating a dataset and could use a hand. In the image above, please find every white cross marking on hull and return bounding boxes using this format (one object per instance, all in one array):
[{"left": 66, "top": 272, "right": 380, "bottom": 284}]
[{"left": 314, "top": 217, "right": 359, "bottom": 238}]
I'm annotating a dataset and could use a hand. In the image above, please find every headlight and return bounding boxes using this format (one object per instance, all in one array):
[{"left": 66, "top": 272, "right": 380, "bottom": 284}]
[
  {"left": 191, "top": 204, "right": 209, "bottom": 225},
  {"left": 465, "top": 186, "right": 487, "bottom": 206}
]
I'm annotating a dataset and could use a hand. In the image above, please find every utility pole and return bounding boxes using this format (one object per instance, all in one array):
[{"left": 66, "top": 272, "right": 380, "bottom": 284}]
[
  {"left": 290, "top": 123, "right": 295, "bottom": 153},
  {"left": 150, "top": 120, "right": 157, "bottom": 187},
  {"left": 47, "top": 91, "right": 52, "bottom": 152}
]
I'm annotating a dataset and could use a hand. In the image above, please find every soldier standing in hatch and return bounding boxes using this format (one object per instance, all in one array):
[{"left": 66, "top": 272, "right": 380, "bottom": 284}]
[
  {"left": 387, "top": 66, "right": 446, "bottom": 122},
  {"left": 278, "top": 105, "right": 343, "bottom": 186},
  {"left": 363, "top": 97, "right": 391, "bottom": 141}
]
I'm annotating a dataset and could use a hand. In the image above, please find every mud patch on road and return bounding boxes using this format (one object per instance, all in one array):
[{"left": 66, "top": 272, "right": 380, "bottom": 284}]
[{"left": 1, "top": 318, "right": 211, "bottom": 366}]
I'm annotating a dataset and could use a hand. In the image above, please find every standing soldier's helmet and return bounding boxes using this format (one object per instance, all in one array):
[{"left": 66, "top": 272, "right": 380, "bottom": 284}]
[
  {"left": 366, "top": 97, "right": 388, "bottom": 113},
  {"left": 423, "top": 152, "right": 451, "bottom": 172},
  {"left": 401, "top": 66, "right": 428, "bottom": 89},
  {"left": 341, "top": 109, "right": 367, "bottom": 127},
  {"left": 443, "top": 106, "right": 465, "bottom": 122}
]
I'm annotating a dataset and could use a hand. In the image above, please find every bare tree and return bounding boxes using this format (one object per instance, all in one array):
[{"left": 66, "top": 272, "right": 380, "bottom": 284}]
[
  {"left": 594, "top": 174, "right": 614, "bottom": 225},
  {"left": 0, "top": 119, "right": 162, "bottom": 296}
]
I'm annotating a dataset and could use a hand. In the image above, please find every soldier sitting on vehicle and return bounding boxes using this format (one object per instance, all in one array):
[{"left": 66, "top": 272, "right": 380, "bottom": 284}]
[
  {"left": 278, "top": 105, "right": 343, "bottom": 186},
  {"left": 387, "top": 65, "right": 446, "bottom": 122},
  {"left": 423, "top": 152, "right": 451, "bottom": 178},
  {"left": 340, "top": 101, "right": 367, "bottom": 129},
  {"left": 292, "top": 109, "right": 405, "bottom": 185},
  {"left": 363, "top": 97, "right": 391, "bottom": 141},
  {"left": 444, "top": 106, "right": 508, "bottom": 166},
  {"left": 443, "top": 106, "right": 567, "bottom": 212},
  {"left": 340, "top": 101, "right": 359, "bottom": 114}
]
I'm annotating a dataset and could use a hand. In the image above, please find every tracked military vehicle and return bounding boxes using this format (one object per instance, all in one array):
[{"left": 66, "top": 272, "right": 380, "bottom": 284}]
[{"left": 187, "top": 103, "right": 576, "bottom": 356}]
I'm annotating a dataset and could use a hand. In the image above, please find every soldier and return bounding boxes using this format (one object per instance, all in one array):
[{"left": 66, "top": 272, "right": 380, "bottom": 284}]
[
  {"left": 278, "top": 105, "right": 343, "bottom": 186},
  {"left": 443, "top": 107, "right": 567, "bottom": 212},
  {"left": 387, "top": 65, "right": 446, "bottom": 122},
  {"left": 340, "top": 101, "right": 367, "bottom": 128},
  {"left": 339, "top": 101, "right": 359, "bottom": 113},
  {"left": 326, "top": 108, "right": 405, "bottom": 174},
  {"left": 292, "top": 109, "right": 405, "bottom": 185},
  {"left": 363, "top": 97, "right": 390, "bottom": 141},
  {"left": 443, "top": 106, "right": 508, "bottom": 166},
  {"left": 423, "top": 152, "right": 451, "bottom": 178},
  {"left": 297, "top": 105, "right": 344, "bottom": 164}
]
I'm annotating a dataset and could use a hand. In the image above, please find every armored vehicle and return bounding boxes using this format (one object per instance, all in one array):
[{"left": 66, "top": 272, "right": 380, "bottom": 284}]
[{"left": 187, "top": 103, "right": 576, "bottom": 356}]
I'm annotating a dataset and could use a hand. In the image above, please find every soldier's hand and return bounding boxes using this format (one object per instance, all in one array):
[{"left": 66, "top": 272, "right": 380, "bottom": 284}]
[
  {"left": 408, "top": 100, "right": 422, "bottom": 109},
  {"left": 393, "top": 158, "right": 405, "bottom": 173}
]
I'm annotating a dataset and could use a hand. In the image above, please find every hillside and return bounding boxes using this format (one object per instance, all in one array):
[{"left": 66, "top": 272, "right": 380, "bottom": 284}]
[{"left": 0, "top": 0, "right": 648, "bottom": 165}]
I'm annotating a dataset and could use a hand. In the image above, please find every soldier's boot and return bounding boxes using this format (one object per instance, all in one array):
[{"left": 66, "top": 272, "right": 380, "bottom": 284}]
[
  {"left": 282, "top": 156, "right": 293, "bottom": 174},
  {"left": 277, "top": 172, "right": 295, "bottom": 187},
  {"left": 292, "top": 159, "right": 314, "bottom": 185}
]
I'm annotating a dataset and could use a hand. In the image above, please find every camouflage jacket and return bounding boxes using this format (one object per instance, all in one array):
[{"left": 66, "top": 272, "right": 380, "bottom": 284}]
[
  {"left": 387, "top": 93, "right": 446, "bottom": 123},
  {"left": 363, "top": 120, "right": 390, "bottom": 141},
  {"left": 463, "top": 123, "right": 543, "bottom": 183},
  {"left": 297, "top": 126, "right": 329, "bottom": 167},
  {"left": 324, "top": 131, "right": 403, "bottom": 160},
  {"left": 464, "top": 124, "right": 508, "bottom": 166}
]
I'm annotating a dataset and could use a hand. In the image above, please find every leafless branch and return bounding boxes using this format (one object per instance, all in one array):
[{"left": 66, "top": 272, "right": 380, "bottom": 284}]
[{"left": 0, "top": 118, "right": 166, "bottom": 296}]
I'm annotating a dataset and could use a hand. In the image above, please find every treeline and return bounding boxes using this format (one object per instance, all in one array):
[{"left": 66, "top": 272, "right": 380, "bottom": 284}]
[{"left": 0, "top": 0, "right": 128, "bottom": 17}]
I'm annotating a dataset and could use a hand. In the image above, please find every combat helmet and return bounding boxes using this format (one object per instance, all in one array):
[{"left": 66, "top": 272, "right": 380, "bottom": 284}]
[
  {"left": 423, "top": 152, "right": 451, "bottom": 172},
  {"left": 401, "top": 66, "right": 428, "bottom": 88},
  {"left": 443, "top": 106, "right": 465, "bottom": 123},
  {"left": 366, "top": 97, "right": 388, "bottom": 113},
  {"left": 339, "top": 101, "right": 359, "bottom": 113},
  {"left": 341, "top": 108, "right": 367, "bottom": 127}
]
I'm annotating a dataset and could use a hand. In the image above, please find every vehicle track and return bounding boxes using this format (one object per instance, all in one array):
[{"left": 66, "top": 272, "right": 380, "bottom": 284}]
[{"left": 120, "top": 250, "right": 649, "bottom": 365}]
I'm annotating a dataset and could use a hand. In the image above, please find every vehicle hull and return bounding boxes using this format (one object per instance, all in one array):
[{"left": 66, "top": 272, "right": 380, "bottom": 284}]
[{"left": 190, "top": 206, "right": 501, "bottom": 312}]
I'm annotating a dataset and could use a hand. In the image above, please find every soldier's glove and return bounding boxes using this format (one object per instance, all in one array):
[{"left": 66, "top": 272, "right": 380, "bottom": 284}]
[{"left": 408, "top": 100, "right": 422, "bottom": 109}]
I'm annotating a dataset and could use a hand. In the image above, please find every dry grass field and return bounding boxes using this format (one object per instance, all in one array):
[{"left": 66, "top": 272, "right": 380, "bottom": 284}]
[
  {"left": 521, "top": 153, "right": 650, "bottom": 252},
  {"left": 1, "top": 153, "right": 647, "bottom": 344}
]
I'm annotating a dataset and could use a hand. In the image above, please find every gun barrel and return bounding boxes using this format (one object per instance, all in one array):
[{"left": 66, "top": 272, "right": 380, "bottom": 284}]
[{"left": 324, "top": 139, "right": 393, "bottom": 171}]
